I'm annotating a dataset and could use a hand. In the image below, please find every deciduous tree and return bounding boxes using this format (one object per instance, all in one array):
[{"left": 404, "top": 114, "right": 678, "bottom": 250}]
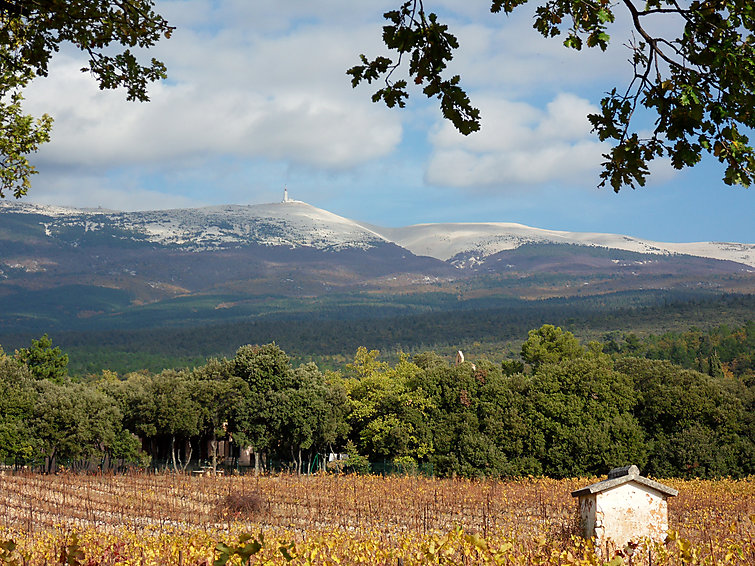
[
  {"left": 192, "top": 358, "right": 248, "bottom": 474},
  {"left": 520, "top": 324, "right": 584, "bottom": 370},
  {"left": 346, "top": 352, "right": 434, "bottom": 465},
  {"left": 151, "top": 369, "right": 200, "bottom": 471},
  {"left": 0, "top": 353, "right": 37, "bottom": 462},
  {"left": 14, "top": 333, "right": 68, "bottom": 383},
  {"left": 32, "top": 380, "right": 122, "bottom": 471},
  {"left": 232, "top": 343, "right": 296, "bottom": 474},
  {"left": 525, "top": 356, "right": 646, "bottom": 477}
]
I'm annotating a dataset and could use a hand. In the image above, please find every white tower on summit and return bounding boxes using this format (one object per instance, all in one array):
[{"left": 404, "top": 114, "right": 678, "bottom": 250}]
[{"left": 283, "top": 186, "right": 290, "bottom": 203}]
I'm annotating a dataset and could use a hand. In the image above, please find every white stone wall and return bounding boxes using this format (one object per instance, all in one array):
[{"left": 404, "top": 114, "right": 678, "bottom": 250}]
[
  {"left": 578, "top": 494, "right": 597, "bottom": 539},
  {"left": 588, "top": 483, "right": 669, "bottom": 553}
]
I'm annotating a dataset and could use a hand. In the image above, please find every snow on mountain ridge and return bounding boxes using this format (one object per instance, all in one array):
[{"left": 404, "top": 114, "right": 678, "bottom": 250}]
[
  {"left": 2, "top": 200, "right": 754, "bottom": 267},
  {"left": 146, "top": 202, "right": 390, "bottom": 249},
  {"left": 1, "top": 201, "right": 389, "bottom": 251},
  {"left": 381, "top": 222, "right": 755, "bottom": 268}
]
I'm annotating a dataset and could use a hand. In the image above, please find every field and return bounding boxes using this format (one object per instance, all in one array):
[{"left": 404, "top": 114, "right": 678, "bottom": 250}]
[{"left": 0, "top": 472, "right": 753, "bottom": 565}]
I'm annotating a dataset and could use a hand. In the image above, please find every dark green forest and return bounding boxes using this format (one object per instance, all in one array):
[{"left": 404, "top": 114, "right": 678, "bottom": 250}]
[
  {"left": 1, "top": 321, "right": 752, "bottom": 479},
  {"left": 2, "top": 291, "right": 753, "bottom": 375}
]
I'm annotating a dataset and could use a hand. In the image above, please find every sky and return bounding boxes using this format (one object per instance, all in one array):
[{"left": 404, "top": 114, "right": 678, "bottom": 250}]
[{"left": 18, "top": 0, "right": 754, "bottom": 244}]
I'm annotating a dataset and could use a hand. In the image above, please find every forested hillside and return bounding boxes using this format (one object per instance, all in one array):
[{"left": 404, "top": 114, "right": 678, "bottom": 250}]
[
  {"left": 1, "top": 291, "right": 749, "bottom": 375},
  {"left": 605, "top": 321, "right": 755, "bottom": 381},
  {"left": 2, "top": 323, "right": 752, "bottom": 479}
]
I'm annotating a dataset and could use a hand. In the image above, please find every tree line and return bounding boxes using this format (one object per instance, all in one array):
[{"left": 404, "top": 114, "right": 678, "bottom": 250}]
[
  {"left": 1, "top": 325, "right": 752, "bottom": 478},
  {"left": 5, "top": 290, "right": 752, "bottom": 377},
  {"left": 604, "top": 320, "right": 755, "bottom": 381}
]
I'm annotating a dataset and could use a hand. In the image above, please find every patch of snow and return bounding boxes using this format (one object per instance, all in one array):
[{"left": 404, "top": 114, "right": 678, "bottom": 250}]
[
  {"left": 3, "top": 201, "right": 389, "bottom": 252},
  {"left": 3, "top": 201, "right": 754, "bottom": 267},
  {"left": 378, "top": 223, "right": 755, "bottom": 268}
]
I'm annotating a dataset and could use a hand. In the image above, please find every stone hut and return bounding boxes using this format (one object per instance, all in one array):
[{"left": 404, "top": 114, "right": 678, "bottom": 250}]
[{"left": 571, "top": 465, "right": 678, "bottom": 554}]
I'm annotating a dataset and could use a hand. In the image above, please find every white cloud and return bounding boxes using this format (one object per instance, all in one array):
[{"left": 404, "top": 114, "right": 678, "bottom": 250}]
[
  {"left": 20, "top": 0, "right": 635, "bottom": 187},
  {"left": 27, "top": 171, "right": 205, "bottom": 211},
  {"left": 22, "top": 5, "right": 403, "bottom": 174},
  {"left": 158, "top": 0, "right": 395, "bottom": 33},
  {"left": 14, "top": 0, "right": 696, "bottom": 233},
  {"left": 426, "top": 93, "right": 608, "bottom": 188},
  {"left": 433, "top": 6, "right": 634, "bottom": 98}
]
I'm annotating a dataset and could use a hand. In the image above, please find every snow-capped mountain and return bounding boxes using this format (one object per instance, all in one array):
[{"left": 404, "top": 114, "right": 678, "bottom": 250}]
[
  {"left": 2, "top": 199, "right": 754, "bottom": 334},
  {"left": 1, "top": 200, "right": 388, "bottom": 252},
  {"left": 2, "top": 200, "right": 753, "bottom": 268},
  {"left": 380, "top": 222, "right": 755, "bottom": 269}
]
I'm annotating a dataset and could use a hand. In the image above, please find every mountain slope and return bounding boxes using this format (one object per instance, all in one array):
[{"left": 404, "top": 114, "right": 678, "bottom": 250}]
[
  {"left": 0, "top": 201, "right": 389, "bottom": 251},
  {"left": 0, "top": 201, "right": 458, "bottom": 327},
  {"left": 378, "top": 222, "right": 755, "bottom": 268},
  {"left": 3, "top": 200, "right": 754, "bottom": 267},
  {"left": 1, "top": 199, "right": 753, "bottom": 334}
]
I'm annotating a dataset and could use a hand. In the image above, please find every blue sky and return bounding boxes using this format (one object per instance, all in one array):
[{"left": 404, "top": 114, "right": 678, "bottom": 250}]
[{"left": 20, "top": 1, "right": 753, "bottom": 244}]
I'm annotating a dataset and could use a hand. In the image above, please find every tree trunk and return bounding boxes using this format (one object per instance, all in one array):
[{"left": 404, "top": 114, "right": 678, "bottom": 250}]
[
  {"left": 180, "top": 439, "right": 193, "bottom": 471},
  {"left": 46, "top": 448, "right": 57, "bottom": 474},
  {"left": 254, "top": 451, "right": 260, "bottom": 476},
  {"left": 210, "top": 431, "right": 218, "bottom": 474},
  {"left": 171, "top": 436, "right": 178, "bottom": 471}
]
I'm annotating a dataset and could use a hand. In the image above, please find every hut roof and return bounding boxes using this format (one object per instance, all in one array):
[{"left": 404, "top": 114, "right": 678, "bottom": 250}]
[{"left": 571, "top": 465, "right": 679, "bottom": 498}]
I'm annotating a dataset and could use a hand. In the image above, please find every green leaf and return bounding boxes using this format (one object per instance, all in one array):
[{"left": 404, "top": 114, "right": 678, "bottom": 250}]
[{"left": 597, "top": 9, "right": 614, "bottom": 24}]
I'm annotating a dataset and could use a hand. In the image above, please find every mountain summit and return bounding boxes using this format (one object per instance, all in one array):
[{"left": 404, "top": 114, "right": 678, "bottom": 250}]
[
  {"left": 2, "top": 200, "right": 753, "bottom": 267},
  {"left": 1, "top": 199, "right": 753, "bottom": 334},
  {"left": 0, "top": 200, "right": 388, "bottom": 252}
]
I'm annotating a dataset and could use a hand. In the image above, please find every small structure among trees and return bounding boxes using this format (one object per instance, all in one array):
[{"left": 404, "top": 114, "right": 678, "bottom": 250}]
[{"left": 571, "top": 465, "right": 678, "bottom": 555}]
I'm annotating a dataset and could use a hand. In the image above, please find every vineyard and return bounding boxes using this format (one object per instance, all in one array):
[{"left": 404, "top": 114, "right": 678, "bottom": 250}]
[{"left": 0, "top": 472, "right": 753, "bottom": 565}]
